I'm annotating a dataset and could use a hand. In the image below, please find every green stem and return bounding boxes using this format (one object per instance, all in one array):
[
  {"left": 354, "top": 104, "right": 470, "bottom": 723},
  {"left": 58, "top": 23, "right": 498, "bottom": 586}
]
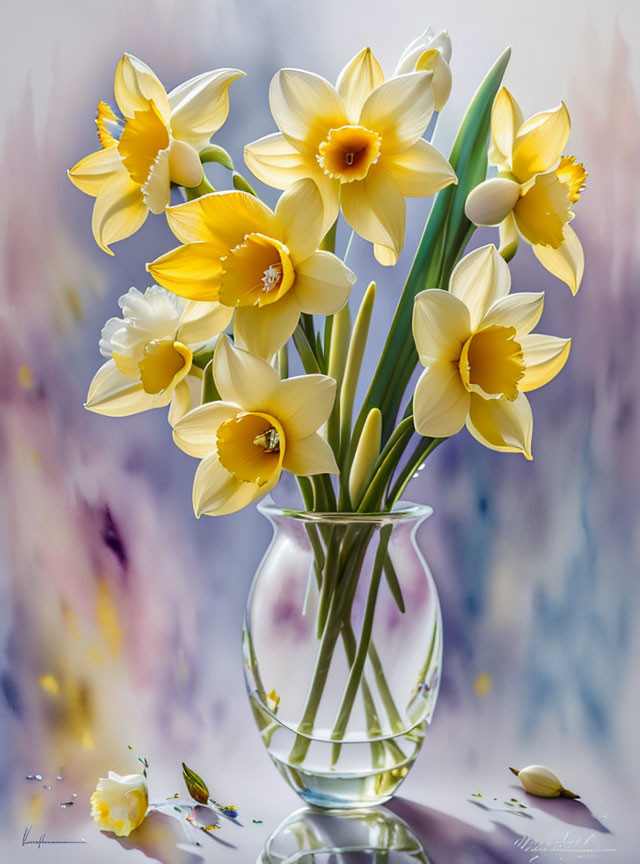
[
  {"left": 184, "top": 175, "right": 215, "bottom": 199},
  {"left": 386, "top": 437, "right": 445, "bottom": 506}
]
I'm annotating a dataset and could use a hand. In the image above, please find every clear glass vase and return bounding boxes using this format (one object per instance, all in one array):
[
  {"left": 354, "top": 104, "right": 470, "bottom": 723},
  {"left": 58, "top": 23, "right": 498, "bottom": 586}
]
[{"left": 243, "top": 499, "right": 442, "bottom": 810}]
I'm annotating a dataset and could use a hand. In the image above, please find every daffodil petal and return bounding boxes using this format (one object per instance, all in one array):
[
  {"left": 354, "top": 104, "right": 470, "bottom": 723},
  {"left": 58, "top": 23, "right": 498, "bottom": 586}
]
[
  {"left": 113, "top": 54, "right": 170, "bottom": 122},
  {"left": 519, "top": 334, "right": 571, "bottom": 392},
  {"left": 193, "top": 451, "right": 270, "bottom": 517},
  {"left": 336, "top": 47, "right": 385, "bottom": 121},
  {"left": 282, "top": 431, "right": 338, "bottom": 476},
  {"left": 413, "top": 361, "right": 469, "bottom": 438},
  {"left": 91, "top": 171, "right": 148, "bottom": 255},
  {"left": 465, "top": 177, "right": 520, "bottom": 226},
  {"left": 341, "top": 169, "right": 405, "bottom": 264},
  {"left": 68, "top": 146, "right": 124, "bottom": 195},
  {"left": 512, "top": 102, "right": 571, "bottom": 183},
  {"left": 532, "top": 224, "right": 584, "bottom": 295},
  {"left": 395, "top": 28, "right": 452, "bottom": 74},
  {"left": 166, "top": 191, "right": 277, "bottom": 246},
  {"left": 147, "top": 243, "right": 223, "bottom": 301},
  {"left": 449, "top": 244, "right": 511, "bottom": 330},
  {"left": 489, "top": 87, "right": 523, "bottom": 169},
  {"left": 467, "top": 391, "right": 533, "bottom": 458},
  {"left": 499, "top": 212, "right": 519, "bottom": 261},
  {"left": 85, "top": 359, "right": 171, "bottom": 416},
  {"left": 233, "top": 292, "right": 300, "bottom": 361},
  {"left": 514, "top": 173, "right": 571, "bottom": 248},
  {"left": 275, "top": 179, "right": 325, "bottom": 263},
  {"left": 244, "top": 132, "right": 310, "bottom": 189},
  {"left": 416, "top": 50, "right": 452, "bottom": 112},
  {"left": 142, "top": 145, "right": 171, "bottom": 214},
  {"left": 173, "top": 401, "right": 238, "bottom": 456},
  {"left": 213, "top": 335, "right": 280, "bottom": 409},
  {"left": 384, "top": 138, "right": 456, "bottom": 197},
  {"left": 359, "top": 72, "right": 434, "bottom": 155},
  {"left": 413, "top": 289, "right": 471, "bottom": 362},
  {"left": 269, "top": 68, "right": 347, "bottom": 152},
  {"left": 269, "top": 374, "right": 336, "bottom": 439},
  {"left": 178, "top": 300, "right": 233, "bottom": 343},
  {"left": 168, "top": 373, "right": 203, "bottom": 426},
  {"left": 168, "top": 68, "right": 245, "bottom": 151},
  {"left": 293, "top": 251, "right": 355, "bottom": 315},
  {"left": 481, "top": 292, "right": 545, "bottom": 336}
]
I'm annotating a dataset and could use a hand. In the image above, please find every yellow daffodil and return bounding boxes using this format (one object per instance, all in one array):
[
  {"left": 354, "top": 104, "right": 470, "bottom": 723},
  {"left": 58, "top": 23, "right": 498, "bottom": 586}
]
[
  {"left": 68, "top": 54, "right": 244, "bottom": 254},
  {"left": 147, "top": 179, "right": 356, "bottom": 360},
  {"left": 412, "top": 245, "right": 570, "bottom": 458},
  {"left": 244, "top": 55, "right": 456, "bottom": 265},
  {"left": 90, "top": 771, "right": 148, "bottom": 837},
  {"left": 394, "top": 27, "right": 452, "bottom": 111},
  {"left": 85, "top": 285, "right": 231, "bottom": 420},
  {"left": 173, "top": 336, "right": 338, "bottom": 516},
  {"left": 465, "top": 88, "right": 587, "bottom": 293}
]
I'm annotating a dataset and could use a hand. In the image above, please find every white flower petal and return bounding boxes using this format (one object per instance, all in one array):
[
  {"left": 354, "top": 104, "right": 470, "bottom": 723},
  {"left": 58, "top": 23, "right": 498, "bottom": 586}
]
[
  {"left": 168, "top": 68, "right": 245, "bottom": 151},
  {"left": 244, "top": 132, "right": 310, "bottom": 189},
  {"left": 233, "top": 292, "right": 300, "bottom": 361},
  {"left": 172, "top": 400, "right": 238, "bottom": 456},
  {"left": 519, "top": 334, "right": 571, "bottom": 392},
  {"left": 449, "top": 245, "right": 511, "bottom": 330},
  {"left": 489, "top": 87, "right": 523, "bottom": 169},
  {"left": 142, "top": 146, "right": 171, "bottom": 214},
  {"left": 413, "top": 289, "right": 471, "bottom": 362},
  {"left": 193, "top": 452, "right": 270, "bottom": 517},
  {"left": 384, "top": 138, "right": 456, "bottom": 197},
  {"left": 177, "top": 301, "right": 232, "bottom": 344},
  {"left": 465, "top": 178, "right": 521, "bottom": 226},
  {"left": 269, "top": 69, "right": 347, "bottom": 152},
  {"left": 293, "top": 251, "right": 355, "bottom": 315},
  {"left": 413, "top": 361, "right": 469, "bottom": 438},
  {"left": 85, "top": 360, "right": 171, "bottom": 416},
  {"left": 336, "top": 47, "right": 385, "bottom": 121},
  {"left": 532, "top": 224, "right": 584, "bottom": 295},
  {"left": 282, "top": 432, "right": 338, "bottom": 475},
  {"left": 269, "top": 375, "right": 336, "bottom": 439},
  {"left": 113, "top": 54, "right": 170, "bottom": 122},
  {"left": 275, "top": 179, "right": 325, "bottom": 263},
  {"left": 467, "top": 391, "right": 533, "bottom": 458},
  {"left": 481, "top": 292, "right": 545, "bottom": 336},
  {"left": 359, "top": 73, "right": 434, "bottom": 154},
  {"left": 168, "top": 373, "right": 203, "bottom": 426},
  {"left": 213, "top": 335, "right": 280, "bottom": 409},
  {"left": 341, "top": 169, "right": 405, "bottom": 264}
]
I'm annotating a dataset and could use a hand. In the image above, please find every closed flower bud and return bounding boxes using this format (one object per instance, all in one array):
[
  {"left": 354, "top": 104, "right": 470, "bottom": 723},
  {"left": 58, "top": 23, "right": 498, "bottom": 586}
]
[
  {"left": 349, "top": 408, "right": 382, "bottom": 505},
  {"left": 182, "top": 762, "right": 210, "bottom": 805},
  {"left": 509, "top": 765, "right": 580, "bottom": 799},
  {"left": 90, "top": 771, "right": 149, "bottom": 837}
]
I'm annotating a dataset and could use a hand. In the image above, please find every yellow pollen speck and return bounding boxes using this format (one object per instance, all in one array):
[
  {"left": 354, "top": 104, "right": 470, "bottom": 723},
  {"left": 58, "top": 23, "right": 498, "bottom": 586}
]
[
  {"left": 18, "top": 364, "right": 33, "bottom": 389},
  {"left": 474, "top": 672, "right": 492, "bottom": 695},
  {"left": 39, "top": 674, "right": 59, "bottom": 696}
]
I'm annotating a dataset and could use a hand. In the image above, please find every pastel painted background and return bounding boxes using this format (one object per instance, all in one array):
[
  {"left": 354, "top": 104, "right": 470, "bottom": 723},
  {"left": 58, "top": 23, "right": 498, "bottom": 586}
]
[{"left": 1, "top": 0, "right": 638, "bottom": 861}]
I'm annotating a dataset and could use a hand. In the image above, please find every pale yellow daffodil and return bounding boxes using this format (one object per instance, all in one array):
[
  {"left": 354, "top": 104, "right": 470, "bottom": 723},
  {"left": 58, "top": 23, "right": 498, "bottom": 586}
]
[
  {"left": 68, "top": 54, "right": 244, "bottom": 254},
  {"left": 394, "top": 27, "right": 452, "bottom": 112},
  {"left": 465, "top": 88, "right": 587, "bottom": 293},
  {"left": 90, "top": 772, "right": 148, "bottom": 837},
  {"left": 244, "top": 54, "right": 457, "bottom": 266},
  {"left": 147, "top": 179, "right": 356, "bottom": 360},
  {"left": 85, "top": 285, "right": 231, "bottom": 420},
  {"left": 173, "top": 336, "right": 338, "bottom": 517},
  {"left": 412, "top": 245, "right": 570, "bottom": 458}
]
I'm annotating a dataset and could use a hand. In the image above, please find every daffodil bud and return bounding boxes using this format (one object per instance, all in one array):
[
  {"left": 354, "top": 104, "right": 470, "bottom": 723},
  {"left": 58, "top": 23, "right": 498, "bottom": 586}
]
[
  {"left": 182, "top": 762, "right": 210, "bottom": 805},
  {"left": 169, "top": 139, "right": 204, "bottom": 188},
  {"left": 509, "top": 765, "right": 580, "bottom": 799},
  {"left": 349, "top": 408, "right": 382, "bottom": 505},
  {"left": 90, "top": 772, "right": 149, "bottom": 837}
]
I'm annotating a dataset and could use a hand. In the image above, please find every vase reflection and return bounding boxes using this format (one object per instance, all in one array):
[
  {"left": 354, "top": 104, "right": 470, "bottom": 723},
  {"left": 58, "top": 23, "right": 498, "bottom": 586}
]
[{"left": 258, "top": 805, "right": 430, "bottom": 863}]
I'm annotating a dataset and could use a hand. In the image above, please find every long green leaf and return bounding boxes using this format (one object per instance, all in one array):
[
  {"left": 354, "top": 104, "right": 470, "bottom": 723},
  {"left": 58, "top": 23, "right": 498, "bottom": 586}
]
[{"left": 355, "top": 48, "right": 511, "bottom": 443}]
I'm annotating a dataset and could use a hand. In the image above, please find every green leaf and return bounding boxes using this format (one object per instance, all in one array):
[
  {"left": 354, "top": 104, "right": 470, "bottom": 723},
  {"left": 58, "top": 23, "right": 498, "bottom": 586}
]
[
  {"left": 182, "top": 762, "right": 210, "bottom": 804},
  {"left": 202, "top": 359, "right": 220, "bottom": 404},
  {"left": 292, "top": 324, "right": 321, "bottom": 374},
  {"left": 232, "top": 171, "right": 257, "bottom": 195},
  {"left": 356, "top": 48, "right": 511, "bottom": 442}
]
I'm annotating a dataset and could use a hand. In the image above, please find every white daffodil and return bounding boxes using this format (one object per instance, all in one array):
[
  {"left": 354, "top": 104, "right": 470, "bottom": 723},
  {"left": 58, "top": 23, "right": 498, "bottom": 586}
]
[
  {"left": 90, "top": 771, "right": 148, "bottom": 837},
  {"left": 465, "top": 88, "right": 587, "bottom": 293},
  {"left": 68, "top": 54, "right": 244, "bottom": 253},
  {"left": 245, "top": 53, "right": 456, "bottom": 265},
  {"left": 147, "top": 179, "right": 355, "bottom": 360},
  {"left": 412, "top": 245, "right": 571, "bottom": 458},
  {"left": 173, "top": 336, "right": 338, "bottom": 517},
  {"left": 86, "top": 285, "right": 231, "bottom": 420},
  {"left": 394, "top": 27, "right": 452, "bottom": 111}
]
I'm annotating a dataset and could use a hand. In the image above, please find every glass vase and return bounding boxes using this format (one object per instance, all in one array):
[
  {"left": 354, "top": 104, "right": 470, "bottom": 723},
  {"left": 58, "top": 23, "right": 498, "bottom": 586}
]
[{"left": 243, "top": 499, "right": 442, "bottom": 810}]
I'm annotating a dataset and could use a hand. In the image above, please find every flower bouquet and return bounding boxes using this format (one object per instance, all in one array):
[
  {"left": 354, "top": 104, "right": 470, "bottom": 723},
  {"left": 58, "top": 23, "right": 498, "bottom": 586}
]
[{"left": 70, "top": 29, "right": 586, "bottom": 808}]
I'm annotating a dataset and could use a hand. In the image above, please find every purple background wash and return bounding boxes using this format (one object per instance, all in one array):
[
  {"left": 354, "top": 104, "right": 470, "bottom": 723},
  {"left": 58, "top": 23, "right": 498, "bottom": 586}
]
[{"left": 0, "top": 0, "right": 638, "bottom": 860}]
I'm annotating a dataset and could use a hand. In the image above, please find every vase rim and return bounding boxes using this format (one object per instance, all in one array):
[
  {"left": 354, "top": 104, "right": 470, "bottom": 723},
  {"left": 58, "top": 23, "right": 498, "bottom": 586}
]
[{"left": 258, "top": 496, "right": 433, "bottom": 524}]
